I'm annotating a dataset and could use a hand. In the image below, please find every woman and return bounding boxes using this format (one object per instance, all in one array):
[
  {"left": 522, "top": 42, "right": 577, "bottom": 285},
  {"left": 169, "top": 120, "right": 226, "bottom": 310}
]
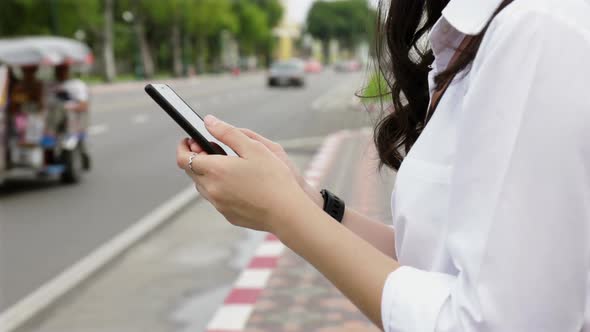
[{"left": 176, "top": 0, "right": 590, "bottom": 330}]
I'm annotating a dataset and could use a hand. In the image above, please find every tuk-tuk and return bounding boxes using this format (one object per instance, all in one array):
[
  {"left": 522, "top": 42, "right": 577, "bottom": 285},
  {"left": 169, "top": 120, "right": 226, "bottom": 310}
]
[{"left": 0, "top": 37, "right": 93, "bottom": 184}]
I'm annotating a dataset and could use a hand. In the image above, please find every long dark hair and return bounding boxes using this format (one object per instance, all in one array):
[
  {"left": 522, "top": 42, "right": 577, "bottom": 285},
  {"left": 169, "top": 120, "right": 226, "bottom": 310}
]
[{"left": 374, "top": 0, "right": 514, "bottom": 170}]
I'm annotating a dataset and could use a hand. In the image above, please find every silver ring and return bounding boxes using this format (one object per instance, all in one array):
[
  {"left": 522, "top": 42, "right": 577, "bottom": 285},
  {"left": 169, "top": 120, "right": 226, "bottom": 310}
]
[{"left": 188, "top": 153, "right": 197, "bottom": 174}]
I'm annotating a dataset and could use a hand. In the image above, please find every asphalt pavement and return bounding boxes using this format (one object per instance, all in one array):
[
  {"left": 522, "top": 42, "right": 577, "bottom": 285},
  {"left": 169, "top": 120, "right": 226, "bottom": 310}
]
[{"left": 0, "top": 71, "right": 370, "bottom": 313}]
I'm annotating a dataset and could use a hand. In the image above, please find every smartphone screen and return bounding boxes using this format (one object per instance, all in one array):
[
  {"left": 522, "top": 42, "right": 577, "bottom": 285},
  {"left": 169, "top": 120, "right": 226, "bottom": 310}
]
[{"left": 150, "top": 84, "right": 237, "bottom": 157}]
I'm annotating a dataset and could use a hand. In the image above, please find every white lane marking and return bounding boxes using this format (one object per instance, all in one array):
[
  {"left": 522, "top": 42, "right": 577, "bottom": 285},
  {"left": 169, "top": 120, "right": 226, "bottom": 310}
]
[
  {"left": 0, "top": 186, "right": 198, "bottom": 332},
  {"left": 234, "top": 269, "right": 273, "bottom": 289},
  {"left": 132, "top": 114, "right": 149, "bottom": 124},
  {"left": 88, "top": 124, "right": 109, "bottom": 136},
  {"left": 206, "top": 305, "right": 254, "bottom": 330}
]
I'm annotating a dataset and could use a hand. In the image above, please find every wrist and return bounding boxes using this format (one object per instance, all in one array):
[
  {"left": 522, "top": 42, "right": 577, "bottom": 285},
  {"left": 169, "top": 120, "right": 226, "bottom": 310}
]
[
  {"left": 301, "top": 180, "right": 323, "bottom": 208},
  {"left": 273, "top": 191, "right": 324, "bottom": 243}
]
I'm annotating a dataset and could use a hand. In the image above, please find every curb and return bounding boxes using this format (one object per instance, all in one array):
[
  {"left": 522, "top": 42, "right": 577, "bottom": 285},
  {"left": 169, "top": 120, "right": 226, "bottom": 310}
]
[
  {"left": 90, "top": 71, "right": 264, "bottom": 95},
  {"left": 204, "top": 129, "right": 353, "bottom": 332}
]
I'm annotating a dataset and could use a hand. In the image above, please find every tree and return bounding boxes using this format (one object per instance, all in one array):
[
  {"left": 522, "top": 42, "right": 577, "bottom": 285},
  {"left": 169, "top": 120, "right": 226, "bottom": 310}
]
[
  {"left": 0, "top": 0, "right": 284, "bottom": 78},
  {"left": 141, "top": 0, "right": 187, "bottom": 77},
  {"left": 307, "top": 0, "right": 375, "bottom": 63},
  {"left": 233, "top": 1, "right": 270, "bottom": 57},
  {"left": 0, "top": 0, "right": 100, "bottom": 37},
  {"left": 251, "top": 0, "right": 283, "bottom": 66},
  {"left": 184, "top": 0, "right": 238, "bottom": 73},
  {"left": 101, "top": 0, "right": 117, "bottom": 81},
  {"left": 119, "top": 0, "right": 156, "bottom": 78}
]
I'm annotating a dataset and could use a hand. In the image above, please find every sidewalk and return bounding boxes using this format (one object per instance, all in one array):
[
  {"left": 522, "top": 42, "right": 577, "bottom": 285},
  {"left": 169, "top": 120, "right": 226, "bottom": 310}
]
[{"left": 206, "top": 129, "right": 395, "bottom": 332}]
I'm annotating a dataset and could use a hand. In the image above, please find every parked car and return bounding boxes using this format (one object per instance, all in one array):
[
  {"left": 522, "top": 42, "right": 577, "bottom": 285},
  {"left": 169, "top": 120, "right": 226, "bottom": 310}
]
[
  {"left": 268, "top": 59, "right": 305, "bottom": 87},
  {"left": 304, "top": 59, "right": 323, "bottom": 73}
]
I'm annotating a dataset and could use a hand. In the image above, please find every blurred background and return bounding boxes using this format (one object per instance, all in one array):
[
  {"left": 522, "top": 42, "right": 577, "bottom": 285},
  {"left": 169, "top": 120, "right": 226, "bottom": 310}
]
[
  {"left": 0, "top": 1, "right": 392, "bottom": 332},
  {"left": 0, "top": 0, "right": 377, "bottom": 81}
]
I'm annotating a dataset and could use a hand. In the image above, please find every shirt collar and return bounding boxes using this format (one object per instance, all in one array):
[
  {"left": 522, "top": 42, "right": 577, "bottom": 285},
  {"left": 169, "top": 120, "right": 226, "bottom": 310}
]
[
  {"left": 442, "top": 0, "right": 505, "bottom": 35},
  {"left": 428, "top": 0, "right": 504, "bottom": 70}
]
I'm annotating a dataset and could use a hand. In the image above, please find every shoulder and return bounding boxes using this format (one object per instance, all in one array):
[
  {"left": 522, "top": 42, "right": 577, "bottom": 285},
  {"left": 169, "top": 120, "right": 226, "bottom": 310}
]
[
  {"left": 473, "top": 0, "right": 590, "bottom": 69},
  {"left": 488, "top": 0, "right": 590, "bottom": 38}
]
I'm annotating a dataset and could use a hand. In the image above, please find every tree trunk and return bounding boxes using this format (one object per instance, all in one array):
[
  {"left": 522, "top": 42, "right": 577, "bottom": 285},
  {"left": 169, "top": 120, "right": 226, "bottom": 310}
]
[
  {"left": 134, "top": 20, "right": 154, "bottom": 78},
  {"left": 322, "top": 39, "right": 330, "bottom": 65},
  {"left": 196, "top": 35, "right": 207, "bottom": 74},
  {"left": 171, "top": 23, "right": 183, "bottom": 77},
  {"left": 102, "top": 0, "right": 116, "bottom": 82},
  {"left": 132, "top": 0, "right": 154, "bottom": 78}
]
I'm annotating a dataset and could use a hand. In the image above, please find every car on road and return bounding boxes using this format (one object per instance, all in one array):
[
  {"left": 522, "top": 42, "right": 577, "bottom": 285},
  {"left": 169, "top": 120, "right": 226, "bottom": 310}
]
[{"left": 268, "top": 59, "right": 305, "bottom": 87}]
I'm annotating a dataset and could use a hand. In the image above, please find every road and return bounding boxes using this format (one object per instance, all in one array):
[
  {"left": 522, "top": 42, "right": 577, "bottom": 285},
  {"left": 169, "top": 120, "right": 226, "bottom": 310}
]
[{"left": 0, "top": 71, "right": 369, "bottom": 312}]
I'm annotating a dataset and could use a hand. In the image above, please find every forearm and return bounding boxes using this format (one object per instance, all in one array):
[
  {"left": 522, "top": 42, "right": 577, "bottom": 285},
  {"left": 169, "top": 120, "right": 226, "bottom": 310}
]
[
  {"left": 74, "top": 101, "right": 88, "bottom": 112},
  {"left": 342, "top": 208, "right": 397, "bottom": 259},
  {"left": 305, "top": 184, "right": 396, "bottom": 259},
  {"left": 275, "top": 196, "right": 400, "bottom": 329}
]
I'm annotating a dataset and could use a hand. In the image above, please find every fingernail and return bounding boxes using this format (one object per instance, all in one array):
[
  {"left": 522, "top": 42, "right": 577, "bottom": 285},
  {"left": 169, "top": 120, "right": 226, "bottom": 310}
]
[{"left": 204, "top": 115, "right": 218, "bottom": 126}]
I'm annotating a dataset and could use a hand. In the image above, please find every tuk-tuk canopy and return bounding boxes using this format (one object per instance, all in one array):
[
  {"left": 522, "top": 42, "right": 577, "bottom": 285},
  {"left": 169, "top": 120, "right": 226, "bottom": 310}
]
[{"left": 0, "top": 36, "right": 93, "bottom": 67}]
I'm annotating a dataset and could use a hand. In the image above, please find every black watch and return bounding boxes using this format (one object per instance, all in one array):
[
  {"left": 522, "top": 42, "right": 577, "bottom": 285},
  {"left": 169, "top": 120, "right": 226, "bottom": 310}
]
[{"left": 320, "top": 189, "right": 345, "bottom": 223}]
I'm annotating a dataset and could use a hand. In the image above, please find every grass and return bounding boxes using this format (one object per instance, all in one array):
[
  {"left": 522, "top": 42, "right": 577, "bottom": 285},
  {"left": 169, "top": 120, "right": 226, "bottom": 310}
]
[{"left": 360, "top": 71, "right": 392, "bottom": 104}]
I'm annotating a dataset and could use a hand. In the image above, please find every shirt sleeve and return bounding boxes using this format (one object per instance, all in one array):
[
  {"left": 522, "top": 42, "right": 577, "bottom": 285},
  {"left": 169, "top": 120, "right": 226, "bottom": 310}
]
[{"left": 382, "top": 10, "right": 590, "bottom": 332}]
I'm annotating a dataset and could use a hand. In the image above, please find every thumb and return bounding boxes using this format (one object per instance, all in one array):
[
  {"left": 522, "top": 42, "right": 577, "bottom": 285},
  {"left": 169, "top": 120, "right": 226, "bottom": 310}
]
[{"left": 205, "top": 115, "right": 252, "bottom": 156}]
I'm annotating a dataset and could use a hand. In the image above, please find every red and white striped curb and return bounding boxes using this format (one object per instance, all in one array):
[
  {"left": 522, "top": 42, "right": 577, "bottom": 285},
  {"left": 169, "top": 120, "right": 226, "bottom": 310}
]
[
  {"left": 204, "top": 129, "right": 353, "bottom": 332},
  {"left": 354, "top": 128, "right": 381, "bottom": 218}
]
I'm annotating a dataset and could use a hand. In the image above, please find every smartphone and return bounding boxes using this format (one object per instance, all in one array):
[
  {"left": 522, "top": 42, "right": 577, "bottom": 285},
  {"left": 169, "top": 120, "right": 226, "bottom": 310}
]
[{"left": 145, "top": 83, "right": 237, "bottom": 156}]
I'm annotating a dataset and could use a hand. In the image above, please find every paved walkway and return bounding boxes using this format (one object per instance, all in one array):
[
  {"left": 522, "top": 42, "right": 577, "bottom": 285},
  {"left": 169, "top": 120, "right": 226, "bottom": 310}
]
[{"left": 207, "top": 129, "right": 395, "bottom": 332}]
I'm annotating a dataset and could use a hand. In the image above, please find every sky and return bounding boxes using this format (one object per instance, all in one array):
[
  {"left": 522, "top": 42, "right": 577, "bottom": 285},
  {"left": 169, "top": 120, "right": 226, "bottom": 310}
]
[
  {"left": 285, "top": 0, "right": 315, "bottom": 24},
  {"left": 286, "top": 0, "right": 380, "bottom": 24}
]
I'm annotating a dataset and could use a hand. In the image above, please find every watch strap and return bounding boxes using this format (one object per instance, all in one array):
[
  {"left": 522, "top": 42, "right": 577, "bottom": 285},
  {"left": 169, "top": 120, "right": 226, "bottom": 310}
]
[{"left": 320, "top": 189, "right": 345, "bottom": 223}]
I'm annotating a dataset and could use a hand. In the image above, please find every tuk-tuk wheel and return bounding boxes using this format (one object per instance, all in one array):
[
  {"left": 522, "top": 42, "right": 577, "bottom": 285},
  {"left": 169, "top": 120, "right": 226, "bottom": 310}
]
[
  {"left": 61, "top": 146, "right": 83, "bottom": 184},
  {"left": 82, "top": 152, "right": 92, "bottom": 171}
]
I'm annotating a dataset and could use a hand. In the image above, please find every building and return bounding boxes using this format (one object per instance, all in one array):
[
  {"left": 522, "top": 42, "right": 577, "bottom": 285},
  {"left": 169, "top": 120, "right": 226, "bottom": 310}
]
[{"left": 273, "top": 0, "right": 302, "bottom": 61}]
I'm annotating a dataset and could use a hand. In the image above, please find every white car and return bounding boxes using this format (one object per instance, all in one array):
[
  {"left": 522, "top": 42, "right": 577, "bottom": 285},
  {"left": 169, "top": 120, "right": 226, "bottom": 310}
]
[{"left": 268, "top": 59, "right": 305, "bottom": 87}]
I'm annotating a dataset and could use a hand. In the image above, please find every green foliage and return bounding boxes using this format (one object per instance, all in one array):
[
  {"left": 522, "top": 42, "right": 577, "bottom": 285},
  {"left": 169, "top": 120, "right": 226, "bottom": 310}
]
[
  {"left": 0, "top": 0, "right": 284, "bottom": 77},
  {"left": 362, "top": 70, "right": 391, "bottom": 103},
  {"left": 0, "top": 0, "right": 101, "bottom": 38},
  {"left": 307, "top": 0, "right": 375, "bottom": 50},
  {"left": 233, "top": 1, "right": 269, "bottom": 55},
  {"left": 251, "top": 0, "right": 283, "bottom": 28}
]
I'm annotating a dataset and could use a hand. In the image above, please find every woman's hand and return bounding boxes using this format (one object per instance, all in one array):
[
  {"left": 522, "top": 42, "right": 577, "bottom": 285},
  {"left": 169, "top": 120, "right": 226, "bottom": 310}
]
[
  {"left": 186, "top": 125, "right": 324, "bottom": 208},
  {"left": 176, "top": 115, "right": 313, "bottom": 233}
]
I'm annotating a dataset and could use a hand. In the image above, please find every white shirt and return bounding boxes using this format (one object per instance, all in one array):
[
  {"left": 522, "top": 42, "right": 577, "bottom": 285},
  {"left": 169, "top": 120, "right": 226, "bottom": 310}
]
[
  {"left": 60, "top": 79, "right": 89, "bottom": 102},
  {"left": 382, "top": 0, "right": 590, "bottom": 331}
]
